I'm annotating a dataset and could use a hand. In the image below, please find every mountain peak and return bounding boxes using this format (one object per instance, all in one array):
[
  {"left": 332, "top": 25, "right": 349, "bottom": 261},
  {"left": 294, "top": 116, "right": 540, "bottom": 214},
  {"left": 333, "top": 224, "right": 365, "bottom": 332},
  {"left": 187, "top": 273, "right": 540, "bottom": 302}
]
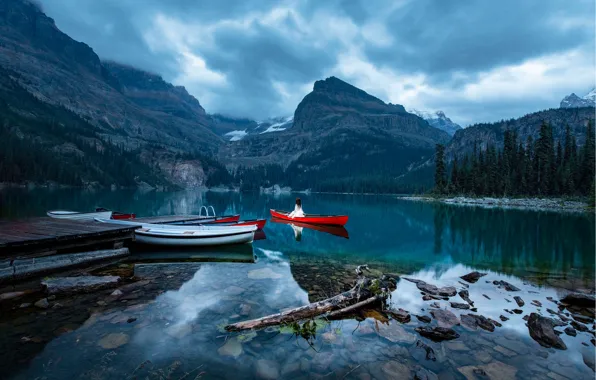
[
  {"left": 408, "top": 109, "right": 462, "bottom": 136},
  {"left": 560, "top": 89, "right": 596, "bottom": 108}
]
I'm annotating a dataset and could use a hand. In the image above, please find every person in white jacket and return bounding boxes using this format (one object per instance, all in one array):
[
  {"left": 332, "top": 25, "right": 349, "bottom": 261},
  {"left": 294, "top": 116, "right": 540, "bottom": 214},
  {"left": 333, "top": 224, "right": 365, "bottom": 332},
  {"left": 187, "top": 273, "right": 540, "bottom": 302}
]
[{"left": 288, "top": 198, "right": 305, "bottom": 218}]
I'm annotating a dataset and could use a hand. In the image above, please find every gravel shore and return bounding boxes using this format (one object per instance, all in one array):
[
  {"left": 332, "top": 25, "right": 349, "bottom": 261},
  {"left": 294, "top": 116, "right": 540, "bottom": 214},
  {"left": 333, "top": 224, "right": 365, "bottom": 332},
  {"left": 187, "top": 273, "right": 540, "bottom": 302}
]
[{"left": 400, "top": 196, "right": 591, "bottom": 213}]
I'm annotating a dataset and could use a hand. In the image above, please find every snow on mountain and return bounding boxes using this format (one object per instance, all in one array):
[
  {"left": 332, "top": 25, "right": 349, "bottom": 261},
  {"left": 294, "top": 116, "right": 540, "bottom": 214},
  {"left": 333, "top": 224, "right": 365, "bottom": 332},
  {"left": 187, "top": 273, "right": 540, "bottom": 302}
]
[
  {"left": 560, "top": 88, "right": 596, "bottom": 108},
  {"left": 408, "top": 109, "right": 462, "bottom": 136},
  {"left": 224, "top": 130, "right": 248, "bottom": 141},
  {"left": 256, "top": 116, "right": 294, "bottom": 134}
]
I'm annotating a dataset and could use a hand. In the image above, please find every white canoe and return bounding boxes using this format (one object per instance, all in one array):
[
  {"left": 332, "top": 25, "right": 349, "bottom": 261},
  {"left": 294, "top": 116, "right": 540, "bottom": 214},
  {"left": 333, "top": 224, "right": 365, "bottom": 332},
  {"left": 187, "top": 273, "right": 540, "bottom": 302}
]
[
  {"left": 48, "top": 210, "right": 113, "bottom": 220},
  {"left": 134, "top": 228, "right": 255, "bottom": 246},
  {"left": 95, "top": 218, "right": 256, "bottom": 246}
]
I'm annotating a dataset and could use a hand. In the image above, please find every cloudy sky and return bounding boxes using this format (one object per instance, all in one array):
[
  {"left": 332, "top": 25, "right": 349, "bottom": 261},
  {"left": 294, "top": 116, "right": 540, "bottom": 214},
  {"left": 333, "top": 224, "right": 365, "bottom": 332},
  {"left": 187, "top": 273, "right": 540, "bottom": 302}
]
[{"left": 40, "top": 0, "right": 595, "bottom": 126}]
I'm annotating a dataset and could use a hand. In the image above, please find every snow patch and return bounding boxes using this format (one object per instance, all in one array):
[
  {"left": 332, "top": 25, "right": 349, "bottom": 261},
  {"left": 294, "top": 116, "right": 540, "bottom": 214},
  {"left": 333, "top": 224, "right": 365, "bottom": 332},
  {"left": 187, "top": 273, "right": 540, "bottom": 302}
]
[{"left": 224, "top": 130, "right": 248, "bottom": 141}]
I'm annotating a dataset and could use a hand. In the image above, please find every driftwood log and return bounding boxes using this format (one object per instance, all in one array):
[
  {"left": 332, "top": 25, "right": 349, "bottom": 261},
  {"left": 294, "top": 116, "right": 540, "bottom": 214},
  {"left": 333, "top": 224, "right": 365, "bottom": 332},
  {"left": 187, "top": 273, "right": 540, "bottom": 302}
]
[{"left": 225, "top": 271, "right": 400, "bottom": 332}]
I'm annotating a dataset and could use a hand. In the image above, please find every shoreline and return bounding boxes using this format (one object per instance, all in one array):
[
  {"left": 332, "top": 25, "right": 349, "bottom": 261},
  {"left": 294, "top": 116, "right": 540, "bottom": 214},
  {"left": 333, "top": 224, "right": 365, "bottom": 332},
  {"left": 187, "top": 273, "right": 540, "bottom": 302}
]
[{"left": 400, "top": 196, "right": 592, "bottom": 213}]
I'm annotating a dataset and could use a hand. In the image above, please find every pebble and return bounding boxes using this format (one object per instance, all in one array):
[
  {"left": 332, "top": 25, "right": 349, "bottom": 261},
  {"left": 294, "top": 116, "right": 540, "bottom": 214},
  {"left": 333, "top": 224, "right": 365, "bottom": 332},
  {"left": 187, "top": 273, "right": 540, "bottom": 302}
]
[{"left": 34, "top": 298, "right": 49, "bottom": 309}]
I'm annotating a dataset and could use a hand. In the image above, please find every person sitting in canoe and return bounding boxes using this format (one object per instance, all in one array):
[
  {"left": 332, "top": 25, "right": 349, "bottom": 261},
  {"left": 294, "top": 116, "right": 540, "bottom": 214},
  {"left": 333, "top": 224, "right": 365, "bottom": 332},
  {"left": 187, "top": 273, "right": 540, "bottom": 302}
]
[{"left": 288, "top": 198, "right": 305, "bottom": 218}]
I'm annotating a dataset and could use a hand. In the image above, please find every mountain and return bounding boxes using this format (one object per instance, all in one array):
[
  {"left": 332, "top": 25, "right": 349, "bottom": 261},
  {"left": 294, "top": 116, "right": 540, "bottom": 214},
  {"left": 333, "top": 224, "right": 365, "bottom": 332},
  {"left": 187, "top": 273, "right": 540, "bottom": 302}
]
[
  {"left": 446, "top": 107, "right": 595, "bottom": 158},
  {"left": 409, "top": 109, "right": 462, "bottom": 136},
  {"left": 223, "top": 76, "right": 451, "bottom": 192},
  {"left": 253, "top": 116, "right": 294, "bottom": 134},
  {"left": 560, "top": 88, "right": 596, "bottom": 108},
  {"left": 0, "top": 0, "right": 228, "bottom": 188}
]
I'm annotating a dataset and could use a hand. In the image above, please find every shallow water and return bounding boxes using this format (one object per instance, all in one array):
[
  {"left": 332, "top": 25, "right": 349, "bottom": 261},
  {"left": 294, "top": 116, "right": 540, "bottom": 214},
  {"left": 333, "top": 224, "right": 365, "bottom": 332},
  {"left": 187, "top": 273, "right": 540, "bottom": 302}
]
[{"left": 0, "top": 189, "right": 594, "bottom": 379}]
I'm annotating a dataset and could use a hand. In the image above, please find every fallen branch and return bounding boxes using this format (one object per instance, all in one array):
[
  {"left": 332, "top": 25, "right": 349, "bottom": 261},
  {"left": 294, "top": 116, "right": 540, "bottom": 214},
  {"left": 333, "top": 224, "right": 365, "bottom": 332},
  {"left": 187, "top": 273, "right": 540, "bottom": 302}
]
[{"left": 225, "top": 271, "right": 399, "bottom": 332}]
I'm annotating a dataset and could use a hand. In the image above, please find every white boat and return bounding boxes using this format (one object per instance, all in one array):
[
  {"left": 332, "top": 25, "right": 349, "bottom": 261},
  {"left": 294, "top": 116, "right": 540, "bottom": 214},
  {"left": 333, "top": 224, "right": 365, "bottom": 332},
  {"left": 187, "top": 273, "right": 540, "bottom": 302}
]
[
  {"left": 47, "top": 210, "right": 113, "bottom": 220},
  {"left": 95, "top": 218, "right": 256, "bottom": 246}
]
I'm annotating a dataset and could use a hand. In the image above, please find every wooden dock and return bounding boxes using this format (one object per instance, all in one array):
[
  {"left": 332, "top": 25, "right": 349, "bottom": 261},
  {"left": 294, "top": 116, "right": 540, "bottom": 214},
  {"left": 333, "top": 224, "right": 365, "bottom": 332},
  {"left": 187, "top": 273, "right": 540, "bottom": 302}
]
[{"left": 0, "top": 218, "right": 139, "bottom": 259}]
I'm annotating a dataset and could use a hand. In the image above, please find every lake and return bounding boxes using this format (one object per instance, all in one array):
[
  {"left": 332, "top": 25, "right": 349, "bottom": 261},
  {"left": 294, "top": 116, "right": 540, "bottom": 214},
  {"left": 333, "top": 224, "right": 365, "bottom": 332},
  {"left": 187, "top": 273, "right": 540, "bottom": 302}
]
[{"left": 0, "top": 189, "right": 594, "bottom": 379}]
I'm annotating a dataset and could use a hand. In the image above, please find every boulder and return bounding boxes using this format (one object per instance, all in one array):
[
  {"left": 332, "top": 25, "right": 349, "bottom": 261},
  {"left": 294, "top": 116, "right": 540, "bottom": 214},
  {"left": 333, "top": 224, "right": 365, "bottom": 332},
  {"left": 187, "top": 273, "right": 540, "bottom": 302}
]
[
  {"left": 571, "top": 320, "right": 589, "bottom": 332},
  {"left": 431, "top": 309, "right": 460, "bottom": 328},
  {"left": 415, "top": 326, "right": 460, "bottom": 342},
  {"left": 461, "top": 314, "right": 495, "bottom": 332},
  {"left": 527, "top": 313, "right": 567, "bottom": 350},
  {"left": 450, "top": 302, "right": 470, "bottom": 310},
  {"left": 377, "top": 322, "right": 416, "bottom": 344},
  {"left": 98, "top": 333, "right": 129, "bottom": 349},
  {"left": 560, "top": 293, "right": 595, "bottom": 308},
  {"left": 460, "top": 271, "right": 487, "bottom": 283},
  {"left": 514, "top": 296, "right": 525, "bottom": 307},
  {"left": 489, "top": 318, "right": 502, "bottom": 328},
  {"left": 493, "top": 280, "right": 520, "bottom": 292},
  {"left": 499, "top": 315, "right": 509, "bottom": 322},
  {"left": 42, "top": 276, "right": 120, "bottom": 294}
]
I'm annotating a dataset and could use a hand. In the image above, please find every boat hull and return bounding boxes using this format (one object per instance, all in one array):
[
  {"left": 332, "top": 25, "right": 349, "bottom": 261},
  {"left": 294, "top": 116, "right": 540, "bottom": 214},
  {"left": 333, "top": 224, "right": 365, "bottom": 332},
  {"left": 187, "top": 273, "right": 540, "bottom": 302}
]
[
  {"left": 180, "top": 219, "right": 267, "bottom": 230},
  {"left": 134, "top": 230, "right": 255, "bottom": 246},
  {"left": 48, "top": 210, "right": 113, "bottom": 220},
  {"left": 270, "top": 209, "right": 348, "bottom": 226}
]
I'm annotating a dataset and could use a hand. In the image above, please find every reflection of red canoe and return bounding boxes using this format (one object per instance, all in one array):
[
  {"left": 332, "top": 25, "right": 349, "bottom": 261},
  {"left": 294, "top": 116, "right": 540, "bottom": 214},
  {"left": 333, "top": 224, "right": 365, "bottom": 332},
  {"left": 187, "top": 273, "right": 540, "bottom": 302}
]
[
  {"left": 270, "top": 209, "right": 348, "bottom": 226},
  {"left": 271, "top": 217, "right": 349, "bottom": 239}
]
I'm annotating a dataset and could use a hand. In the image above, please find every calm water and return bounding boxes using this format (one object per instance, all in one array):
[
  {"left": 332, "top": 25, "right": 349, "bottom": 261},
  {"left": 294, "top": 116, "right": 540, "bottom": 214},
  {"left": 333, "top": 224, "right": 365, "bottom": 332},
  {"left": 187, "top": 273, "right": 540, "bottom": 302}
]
[{"left": 0, "top": 189, "right": 594, "bottom": 379}]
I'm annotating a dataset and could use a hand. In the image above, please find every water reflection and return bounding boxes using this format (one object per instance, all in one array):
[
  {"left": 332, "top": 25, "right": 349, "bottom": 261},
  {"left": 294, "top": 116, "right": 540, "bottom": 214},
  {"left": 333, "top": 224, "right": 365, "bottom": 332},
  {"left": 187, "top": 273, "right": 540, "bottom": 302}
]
[
  {"left": 7, "top": 246, "right": 595, "bottom": 379},
  {"left": 271, "top": 217, "right": 350, "bottom": 240}
]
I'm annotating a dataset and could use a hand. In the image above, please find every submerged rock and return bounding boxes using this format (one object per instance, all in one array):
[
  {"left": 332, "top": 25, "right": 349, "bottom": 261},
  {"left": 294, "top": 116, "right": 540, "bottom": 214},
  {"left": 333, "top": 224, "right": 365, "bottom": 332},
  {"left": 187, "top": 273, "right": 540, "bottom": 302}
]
[
  {"left": 461, "top": 314, "right": 495, "bottom": 332},
  {"left": 450, "top": 302, "right": 470, "bottom": 310},
  {"left": 404, "top": 278, "right": 456, "bottom": 297},
  {"left": 564, "top": 327, "right": 577, "bottom": 336},
  {"left": 255, "top": 359, "right": 280, "bottom": 380},
  {"left": 512, "top": 309, "right": 523, "bottom": 314},
  {"left": 571, "top": 320, "right": 589, "bottom": 332},
  {"left": 560, "top": 293, "right": 596, "bottom": 308},
  {"left": 499, "top": 315, "right": 509, "bottom": 322},
  {"left": 416, "top": 315, "right": 431, "bottom": 324},
  {"left": 572, "top": 313, "right": 593, "bottom": 324},
  {"left": 413, "top": 365, "right": 438, "bottom": 380},
  {"left": 489, "top": 318, "right": 502, "bottom": 328},
  {"left": 387, "top": 308, "right": 411, "bottom": 323},
  {"left": 527, "top": 313, "right": 567, "bottom": 350},
  {"left": 98, "top": 333, "right": 129, "bottom": 349},
  {"left": 458, "top": 361, "right": 517, "bottom": 380},
  {"left": 531, "top": 300, "right": 542, "bottom": 307},
  {"left": 42, "top": 276, "right": 120, "bottom": 294},
  {"left": 377, "top": 322, "right": 416, "bottom": 343},
  {"left": 415, "top": 340, "right": 436, "bottom": 361},
  {"left": 458, "top": 289, "right": 474, "bottom": 306},
  {"left": 218, "top": 338, "right": 243, "bottom": 358},
  {"left": 381, "top": 361, "right": 411, "bottom": 378},
  {"left": 514, "top": 296, "right": 525, "bottom": 307},
  {"left": 415, "top": 326, "right": 460, "bottom": 342},
  {"left": 460, "top": 271, "right": 487, "bottom": 283},
  {"left": 493, "top": 280, "right": 520, "bottom": 292},
  {"left": 430, "top": 309, "right": 460, "bottom": 328}
]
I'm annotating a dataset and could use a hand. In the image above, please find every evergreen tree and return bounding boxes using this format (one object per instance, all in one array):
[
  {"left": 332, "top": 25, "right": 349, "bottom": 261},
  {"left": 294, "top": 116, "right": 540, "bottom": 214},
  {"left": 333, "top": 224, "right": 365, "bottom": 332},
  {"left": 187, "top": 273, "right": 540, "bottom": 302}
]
[{"left": 434, "top": 144, "right": 447, "bottom": 194}]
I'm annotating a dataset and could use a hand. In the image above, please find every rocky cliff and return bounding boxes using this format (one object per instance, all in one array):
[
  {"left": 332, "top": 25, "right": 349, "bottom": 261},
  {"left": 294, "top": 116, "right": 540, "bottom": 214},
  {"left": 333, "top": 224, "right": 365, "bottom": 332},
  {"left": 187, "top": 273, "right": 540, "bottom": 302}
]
[{"left": 0, "top": 0, "right": 225, "bottom": 188}]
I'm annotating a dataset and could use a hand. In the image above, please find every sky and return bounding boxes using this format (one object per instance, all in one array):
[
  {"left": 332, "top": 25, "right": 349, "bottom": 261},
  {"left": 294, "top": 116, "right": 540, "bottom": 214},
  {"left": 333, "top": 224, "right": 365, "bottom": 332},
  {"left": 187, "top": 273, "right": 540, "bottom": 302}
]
[{"left": 39, "top": 0, "right": 595, "bottom": 126}]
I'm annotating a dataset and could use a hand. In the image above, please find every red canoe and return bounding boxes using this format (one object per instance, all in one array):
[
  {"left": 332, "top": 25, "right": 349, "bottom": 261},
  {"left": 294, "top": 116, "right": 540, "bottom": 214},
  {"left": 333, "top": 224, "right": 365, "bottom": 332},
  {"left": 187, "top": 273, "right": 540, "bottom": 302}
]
[
  {"left": 96, "top": 208, "right": 136, "bottom": 220},
  {"left": 194, "top": 218, "right": 267, "bottom": 230},
  {"left": 270, "top": 209, "right": 348, "bottom": 226},
  {"left": 271, "top": 218, "right": 349, "bottom": 239}
]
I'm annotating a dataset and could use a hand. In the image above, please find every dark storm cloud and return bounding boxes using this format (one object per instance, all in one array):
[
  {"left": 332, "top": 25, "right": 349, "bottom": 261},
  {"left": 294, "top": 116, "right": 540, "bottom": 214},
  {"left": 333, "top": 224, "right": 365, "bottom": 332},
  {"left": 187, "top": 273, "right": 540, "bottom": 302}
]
[
  {"left": 38, "top": 0, "right": 594, "bottom": 124},
  {"left": 363, "top": 0, "right": 594, "bottom": 81}
]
